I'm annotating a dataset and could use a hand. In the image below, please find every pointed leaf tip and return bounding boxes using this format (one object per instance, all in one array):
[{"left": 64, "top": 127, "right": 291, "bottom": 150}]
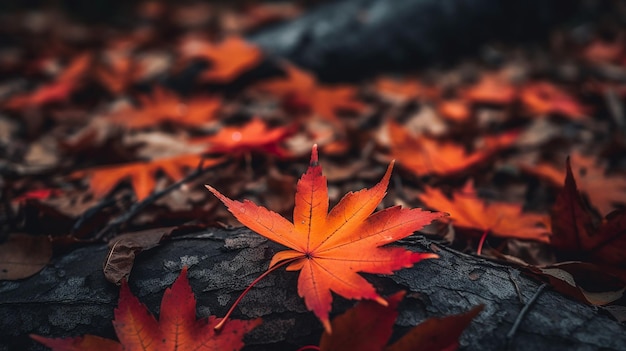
[
  {"left": 375, "top": 296, "right": 389, "bottom": 307},
  {"left": 311, "top": 144, "right": 319, "bottom": 167}
]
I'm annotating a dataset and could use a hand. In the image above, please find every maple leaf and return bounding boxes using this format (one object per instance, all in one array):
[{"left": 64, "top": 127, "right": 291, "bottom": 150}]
[
  {"left": 436, "top": 98, "right": 471, "bottom": 122},
  {"left": 375, "top": 77, "right": 439, "bottom": 102},
  {"left": 4, "top": 53, "right": 92, "bottom": 109},
  {"left": 255, "top": 63, "right": 366, "bottom": 122},
  {"left": 520, "top": 82, "right": 588, "bottom": 119},
  {"left": 72, "top": 154, "right": 223, "bottom": 201},
  {"left": 461, "top": 72, "right": 517, "bottom": 105},
  {"left": 522, "top": 151, "right": 626, "bottom": 216},
  {"left": 107, "top": 87, "right": 221, "bottom": 129},
  {"left": 94, "top": 36, "right": 157, "bottom": 94},
  {"left": 583, "top": 36, "right": 624, "bottom": 64},
  {"left": 193, "top": 117, "right": 293, "bottom": 157},
  {"left": 179, "top": 36, "right": 263, "bottom": 83},
  {"left": 384, "top": 305, "right": 483, "bottom": 351},
  {"left": 206, "top": 145, "right": 444, "bottom": 332},
  {"left": 318, "top": 291, "right": 483, "bottom": 351},
  {"left": 418, "top": 181, "right": 551, "bottom": 243},
  {"left": 387, "top": 121, "right": 517, "bottom": 176},
  {"left": 13, "top": 188, "right": 62, "bottom": 203},
  {"left": 550, "top": 157, "right": 626, "bottom": 269},
  {"left": 31, "top": 267, "right": 261, "bottom": 351}
]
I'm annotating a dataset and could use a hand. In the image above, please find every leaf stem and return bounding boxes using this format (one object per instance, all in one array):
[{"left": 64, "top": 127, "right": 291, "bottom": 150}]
[
  {"left": 214, "top": 257, "right": 300, "bottom": 331},
  {"left": 477, "top": 229, "right": 489, "bottom": 256}
]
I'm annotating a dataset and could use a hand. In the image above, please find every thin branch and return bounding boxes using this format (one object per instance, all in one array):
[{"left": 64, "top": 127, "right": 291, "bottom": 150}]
[{"left": 506, "top": 283, "right": 547, "bottom": 340}]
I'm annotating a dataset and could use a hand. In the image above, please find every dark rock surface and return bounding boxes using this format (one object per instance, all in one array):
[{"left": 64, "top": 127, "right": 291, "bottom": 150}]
[{"left": 1, "top": 228, "right": 625, "bottom": 350}]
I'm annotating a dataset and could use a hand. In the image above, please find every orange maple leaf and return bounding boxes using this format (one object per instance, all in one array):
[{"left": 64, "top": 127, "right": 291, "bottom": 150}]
[
  {"left": 582, "top": 36, "right": 624, "bottom": 64},
  {"left": 522, "top": 151, "right": 626, "bottom": 216},
  {"left": 72, "top": 154, "right": 223, "bottom": 201},
  {"left": 31, "top": 267, "right": 261, "bottom": 351},
  {"left": 107, "top": 87, "right": 221, "bottom": 129},
  {"left": 436, "top": 98, "right": 471, "bottom": 122},
  {"left": 180, "top": 36, "right": 263, "bottom": 83},
  {"left": 388, "top": 121, "right": 517, "bottom": 176},
  {"left": 418, "top": 181, "right": 551, "bottom": 243},
  {"left": 461, "top": 73, "right": 517, "bottom": 105},
  {"left": 4, "top": 53, "right": 92, "bottom": 109},
  {"left": 206, "top": 145, "right": 444, "bottom": 332},
  {"left": 255, "top": 63, "right": 366, "bottom": 122},
  {"left": 95, "top": 38, "right": 152, "bottom": 94},
  {"left": 193, "top": 117, "right": 293, "bottom": 157},
  {"left": 520, "top": 82, "right": 588, "bottom": 119},
  {"left": 375, "top": 76, "right": 439, "bottom": 102}
]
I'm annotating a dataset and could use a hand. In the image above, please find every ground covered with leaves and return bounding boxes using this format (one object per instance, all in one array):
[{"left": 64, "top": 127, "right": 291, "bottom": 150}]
[{"left": 1, "top": 1, "right": 626, "bottom": 350}]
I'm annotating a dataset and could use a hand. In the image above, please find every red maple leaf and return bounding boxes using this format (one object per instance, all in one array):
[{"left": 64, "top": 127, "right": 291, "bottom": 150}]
[
  {"left": 193, "top": 117, "right": 293, "bottom": 157},
  {"left": 318, "top": 291, "right": 483, "bottom": 351},
  {"left": 521, "top": 151, "right": 626, "bottom": 216},
  {"left": 31, "top": 267, "right": 261, "bottom": 351},
  {"left": 4, "top": 53, "right": 92, "bottom": 109},
  {"left": 550, "top": 157, "right": 626, "bottom": 270}
]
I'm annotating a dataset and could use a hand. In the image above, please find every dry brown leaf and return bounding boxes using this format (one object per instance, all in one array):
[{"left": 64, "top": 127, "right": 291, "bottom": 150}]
[{"left": 0, "top": 233, "right": 52, "bottom": 280}]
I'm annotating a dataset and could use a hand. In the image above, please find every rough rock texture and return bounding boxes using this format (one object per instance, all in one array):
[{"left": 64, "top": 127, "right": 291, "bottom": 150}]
[
  {"left": 1, "top": 228, "right": 625, "bottom": 350},
  {"left": 250, "top": 0, "right": 576, "bottom": 81}
]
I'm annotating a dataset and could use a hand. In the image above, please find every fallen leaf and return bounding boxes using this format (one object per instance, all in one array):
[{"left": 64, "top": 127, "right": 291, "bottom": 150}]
[
  {"left": 107, "top": 87, "right": 221, "bottom": 129},
  {"left": 12, "top": 189, "right": 62, "bottom": 203},
  {"left": 528, "top": 262, "right": 625, "bottom": 306},
  {"left": 4, "top": 53, "right": 92, "bottom": 109},
  {"left": 385, "top": 305, "right": 484, "bottom": 351},
  {"left": 418, "top": 181, "right": 551, "bottom": 242},
  {"left": 255, "top": 63, "right": 366, "bottom": 122},
  {"left": 180, "top": 36, "right": 263, "bottom": 83},
  {"left": 103, "top": 227, "right": 174, "bottom": 284},
  {"left": 462, "top": 73, "right": 517, "bottom": 105},
  {"left": 318, "top": 291, "right": 482, "bottom": 351},
  {"left": 319, "top": 291, "right": 404, "bottom": 351},
  {"left": 194, "top": 117, "right": 293, "bottom": 157},
  {"left": 94, "top": 38, "right": 162, "bottom": 94},
  {"left": 375, "top": 77, "right": 438, "bottom": 102},
  {"left": 524, "top": 151, "right": 626, "bottom": 216},
  {"left": 72, "top": 154, "right": 223, "bottom": 201},
  {"left": 437, "top": 98, "right": 471, "bottom": 122},
  {"left": 520, "top": 81, "right": 588, "bottom": 119},
  {"left": 583, "top": 37, "right": 624, "bottom": 64},
  {"left": 388, "top": 121, "right": 517, "bottom": 176},
  {"left": 0, "top": 233, "right": 52, "bottom": 280},
  {"left": 32, "top": 267, "right": 261, "bottom": 350},
  {"left": 207, "top": 145, "right": 444, "bottom": 332},
  {"left": 550, "top": 157, "right": 626, "bottom": 269}
]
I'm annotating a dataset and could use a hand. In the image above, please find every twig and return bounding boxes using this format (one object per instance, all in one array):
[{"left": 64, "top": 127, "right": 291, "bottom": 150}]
[
  {"left": 507, "top": 269, "right": 524, "bottom": 304},
  {"left": 72, "top": 196, "right": 119, "bottom": 235},
  {"left": 93, "top": 159, "right": 215, "bottom": 241},
  {"left": 506, "top": 283, "right": 547, "bottom": 340}
]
